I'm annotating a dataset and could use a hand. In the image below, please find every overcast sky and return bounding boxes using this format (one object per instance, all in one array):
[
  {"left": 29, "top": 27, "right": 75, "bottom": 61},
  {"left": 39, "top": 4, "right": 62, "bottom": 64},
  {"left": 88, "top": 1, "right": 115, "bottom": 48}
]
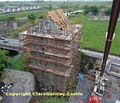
[{"left": 0, "top": 0, "right": 112, "bottom": 2}]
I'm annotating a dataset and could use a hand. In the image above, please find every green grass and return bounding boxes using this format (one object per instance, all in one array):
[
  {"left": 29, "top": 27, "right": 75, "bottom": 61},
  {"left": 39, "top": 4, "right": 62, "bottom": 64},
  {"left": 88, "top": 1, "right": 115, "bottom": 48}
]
[
  {"left": 9, "top": 55, "right": 26, "bottom": 71},
  {"left": 40, "top": 97, "right": 67, "bottom": 103},
  {"left": 60, "top": 2, "right": 112, "bottom": 13},
  {"left": 69, "top": 13, "right": 120, "bottom": 55},
  {"left": 0, "top": 10, "right": 47, "bottom": 21}
]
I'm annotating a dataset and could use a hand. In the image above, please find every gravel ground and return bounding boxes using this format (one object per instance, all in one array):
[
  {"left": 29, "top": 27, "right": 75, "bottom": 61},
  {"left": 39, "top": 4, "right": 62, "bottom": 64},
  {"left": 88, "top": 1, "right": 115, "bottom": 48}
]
[{"left": 68, "top": 78, "right": 120, "bottom": 103}]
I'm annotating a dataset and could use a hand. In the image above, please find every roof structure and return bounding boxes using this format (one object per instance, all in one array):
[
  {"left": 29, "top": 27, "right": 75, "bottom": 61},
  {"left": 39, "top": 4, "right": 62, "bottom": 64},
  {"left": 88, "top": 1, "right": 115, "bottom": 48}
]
[{"left": 47, "top": 9, "right": 70, "bottom": 32}]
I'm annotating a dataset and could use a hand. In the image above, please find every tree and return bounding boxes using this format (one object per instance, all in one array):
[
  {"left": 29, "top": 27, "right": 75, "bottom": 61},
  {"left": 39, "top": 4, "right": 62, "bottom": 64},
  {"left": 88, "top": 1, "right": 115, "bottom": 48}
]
[
  {"left": 0, "top": 49, "right": 9, "bottom": 77},
  {"left": 84, "top": 6, "right": 99, "bottom": 15},
  {"left": 49, "top": 4, "right": 52, "bottom": 10},
  {"left": 91, "top": 6, "right": 99, "bottom": 15},
  {"left": 84, "top": 7, "right": 91, "bottom": 14},
  {"left": 39, "top": 15, "right": 44, "bottom": 19},
  {"left": 8, "top": 17, "right": 15, "bottom": 20},
  {"left": 84, "top": 5, "right": 88, "bottom": 9},
  {"left": 28, "top": 14, "right": 36, "bottom": 23},
  {"left": 105, "top": 8, "right": 111, "bottom": 16}
]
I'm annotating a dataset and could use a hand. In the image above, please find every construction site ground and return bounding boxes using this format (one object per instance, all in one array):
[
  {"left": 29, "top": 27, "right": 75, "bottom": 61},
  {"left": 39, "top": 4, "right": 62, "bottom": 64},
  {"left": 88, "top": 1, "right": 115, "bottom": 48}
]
[{"left": 68, "top": 75, "right": 120, "bottom": 103}]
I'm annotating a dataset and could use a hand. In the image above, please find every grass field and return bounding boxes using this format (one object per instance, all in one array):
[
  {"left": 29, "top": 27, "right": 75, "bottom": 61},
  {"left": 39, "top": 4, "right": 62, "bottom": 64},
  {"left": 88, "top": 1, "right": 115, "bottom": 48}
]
[
  {"left": 9, "top": 55, "right": 26, "bottom": 71},
  {"left": 0, "top": 10, "right": 47, "bottom": 21},
  {"left": 69, "top": 13, "right": 120, "bottom": 55},
  {"left": 40, "top": 97, "right": 67, "bottom": 103},
  {"left": 60, "top": 2, "right": 112, "bottom": 12}
]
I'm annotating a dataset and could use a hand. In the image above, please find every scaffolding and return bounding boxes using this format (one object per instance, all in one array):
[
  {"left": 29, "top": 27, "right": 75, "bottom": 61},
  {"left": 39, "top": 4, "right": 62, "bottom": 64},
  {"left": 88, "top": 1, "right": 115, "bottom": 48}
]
[{"left": 22, "top": 9, "right": 83, "bottom": 92}]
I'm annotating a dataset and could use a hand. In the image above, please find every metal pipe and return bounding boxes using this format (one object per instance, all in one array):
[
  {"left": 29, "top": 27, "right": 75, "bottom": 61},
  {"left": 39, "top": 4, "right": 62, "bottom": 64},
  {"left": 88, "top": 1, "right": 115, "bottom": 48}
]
[{"left": 100, "top": 0, "right": 120, "bottom": 76}]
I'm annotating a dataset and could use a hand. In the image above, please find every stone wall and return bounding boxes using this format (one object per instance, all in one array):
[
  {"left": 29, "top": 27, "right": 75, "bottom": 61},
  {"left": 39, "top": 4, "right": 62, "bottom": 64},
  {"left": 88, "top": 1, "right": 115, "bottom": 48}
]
[
  {"left": 26, "top": 33, "right": 81, "bottom": 92},
  {"left": 1, "top": 69, "right": 35, "bottom": 102},
  {"left": 88, "top": 15, "right": 120, "bottom": 21},
  {"left": 0, "top": 19, "right": 17, "bottom": 35},
  {"left": 0, "top": 19, "right": 26, "bottom": 35},
  {"left": 31, "top": 69, "right": 68, "bottom": 92},
  {"left": 80, "top": 53, "right": 120, "bottom": 90},
  {"left": 80, "top": 53, "right": 102, "bottom": 76}
]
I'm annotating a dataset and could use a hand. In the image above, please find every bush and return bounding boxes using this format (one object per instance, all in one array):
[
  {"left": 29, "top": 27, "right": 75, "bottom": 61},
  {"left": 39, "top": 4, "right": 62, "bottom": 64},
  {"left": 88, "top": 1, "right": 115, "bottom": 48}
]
[
  {"left": 28, "top": 14, "right": 36, "bottom": 22},
  {"left": 49, "top": 4, "right": 52, "bottom": 10},
  {"left": 9, "top": 55, "right": 26, "bottom": 71},
  {"left": 105, "top": 8, "right": 111, "bottom": 16},
  {"left": 0, "top": 49, "right": 9, "bottom": 77},
  {"left": 84, "top": 6, "right": 99, "bottom": 15},
  {"left": 81, "top": 52, "right": 87, "bottom": 60},
  {"left": 39, "top": 15, "right": 44, "bottom": 19},
  {"left": 84, "top": 5, "right": 88, "bottom": 9},
  {"left": 8, "top": 17, "right": 15, "bottom": 20}
]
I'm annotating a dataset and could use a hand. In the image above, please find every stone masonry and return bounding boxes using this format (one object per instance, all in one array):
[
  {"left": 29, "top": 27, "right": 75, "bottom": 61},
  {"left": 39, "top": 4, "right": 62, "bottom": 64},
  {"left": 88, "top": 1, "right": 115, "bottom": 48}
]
[{"left": 23, "top": 9, "right": 83, "bottom": 92}]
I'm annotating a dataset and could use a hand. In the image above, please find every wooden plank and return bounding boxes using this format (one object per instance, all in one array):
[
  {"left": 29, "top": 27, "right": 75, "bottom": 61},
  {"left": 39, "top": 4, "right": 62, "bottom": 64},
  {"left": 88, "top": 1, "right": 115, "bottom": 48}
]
[{"left": 47, "top": 9, "right": 72, "bottom": 32}]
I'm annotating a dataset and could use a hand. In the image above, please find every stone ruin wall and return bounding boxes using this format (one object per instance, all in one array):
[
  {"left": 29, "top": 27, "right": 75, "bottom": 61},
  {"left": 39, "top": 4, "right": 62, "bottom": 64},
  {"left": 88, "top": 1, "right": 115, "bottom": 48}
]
[
  {"left": 31, "top": 69, "right": 69, "bottom": 92},
  {"left": 24, "top": 30, "right": 81, "bottom": 92},
  {"left": 27, "top": 36, "right": 73, "bottom": 73},
  {"left": 0, "top": 19, "right": 27, "bottom": 35},
  {"left": 22, "top": 9, "right": 83, "bottom": 92},
  {"left": 29, "top": 36, "right": 81, "bottom": 92},
  {"left": 89, "top": 15, "right": 120, "bottom": 21}
]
